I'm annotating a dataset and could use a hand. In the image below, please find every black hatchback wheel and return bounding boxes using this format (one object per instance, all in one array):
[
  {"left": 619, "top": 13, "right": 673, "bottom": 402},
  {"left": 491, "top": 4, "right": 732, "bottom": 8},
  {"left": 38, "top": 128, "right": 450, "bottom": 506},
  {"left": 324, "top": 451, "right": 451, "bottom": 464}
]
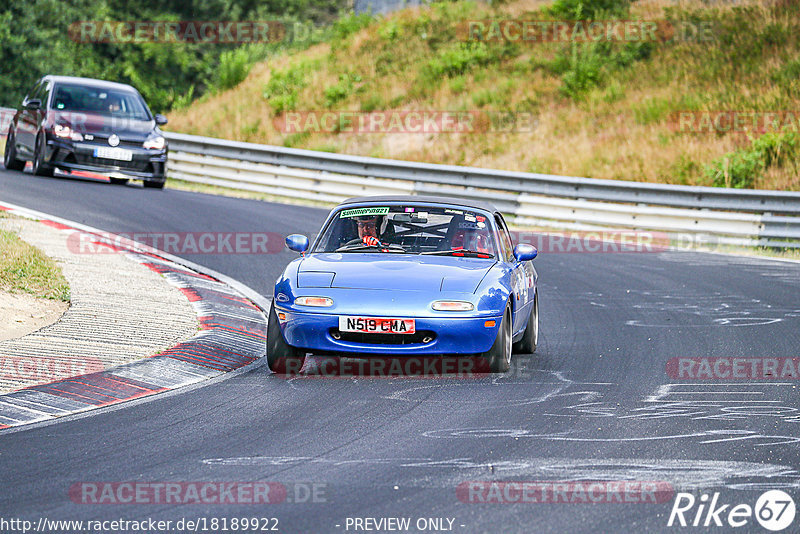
[
  {"left": 31, "top": 133, "right": 53, "bottom": 177},
  {"left": 3, "top": 130, "right": 25, "bottom": 171},
  {"left": 143, "top": 180, "right": 165, "bottom": 189}
]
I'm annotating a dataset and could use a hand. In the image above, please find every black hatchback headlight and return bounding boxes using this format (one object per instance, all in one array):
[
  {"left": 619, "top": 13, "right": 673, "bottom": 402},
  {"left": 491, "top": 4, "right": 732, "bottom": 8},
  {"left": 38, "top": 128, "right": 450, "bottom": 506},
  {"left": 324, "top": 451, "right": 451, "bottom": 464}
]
[
  {"left": 53, "top": 124, "right": 83, "bottom": 142},
  {"left": 143, "top": 134, "right": 165, "bottom": 150}
]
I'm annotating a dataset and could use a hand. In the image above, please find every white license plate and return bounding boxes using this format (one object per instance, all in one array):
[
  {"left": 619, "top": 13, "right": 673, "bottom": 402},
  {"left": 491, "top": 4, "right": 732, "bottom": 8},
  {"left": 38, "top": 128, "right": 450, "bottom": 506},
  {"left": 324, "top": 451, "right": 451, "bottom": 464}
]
[
  {"left": 93, "top": 147, "right": 133, "bottom": 161},
  {"left": 339, "top": 316, "right": 416, "bottom": 334}
]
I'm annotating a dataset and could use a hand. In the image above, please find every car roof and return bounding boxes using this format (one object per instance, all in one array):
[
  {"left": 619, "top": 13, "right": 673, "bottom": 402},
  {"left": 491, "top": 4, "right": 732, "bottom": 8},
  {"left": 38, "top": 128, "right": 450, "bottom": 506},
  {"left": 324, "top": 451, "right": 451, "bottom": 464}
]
[
  {"left": 340, "top": 195, "right": 498, "bottom": 214},
  {"left": 42, "top": 75, "right": 140, "bottom": 93}
]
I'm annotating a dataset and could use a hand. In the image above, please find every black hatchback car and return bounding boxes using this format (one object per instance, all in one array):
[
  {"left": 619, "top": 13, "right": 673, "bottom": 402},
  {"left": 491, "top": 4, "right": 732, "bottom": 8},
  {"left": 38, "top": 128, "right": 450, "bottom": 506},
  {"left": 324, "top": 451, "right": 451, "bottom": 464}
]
[{"left": 4, "top": 75, "right": 168, "bottom": 188}]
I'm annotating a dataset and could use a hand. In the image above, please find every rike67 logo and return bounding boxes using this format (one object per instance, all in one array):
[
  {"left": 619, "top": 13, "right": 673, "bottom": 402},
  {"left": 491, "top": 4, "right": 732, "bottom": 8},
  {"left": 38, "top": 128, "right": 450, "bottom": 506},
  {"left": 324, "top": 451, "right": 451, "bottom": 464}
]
[{"left": 668, "top": 490, "right": 796, "bottom": 531}]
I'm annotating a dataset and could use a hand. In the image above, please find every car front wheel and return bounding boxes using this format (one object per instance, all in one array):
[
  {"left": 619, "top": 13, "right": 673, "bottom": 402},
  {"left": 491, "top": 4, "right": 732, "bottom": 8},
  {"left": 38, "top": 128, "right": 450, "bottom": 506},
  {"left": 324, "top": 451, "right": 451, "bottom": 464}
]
[
  {"left": 483, "top": 304, "right": 512, "bottom": 373},
  {"left": 31, "top": 133, "right": 53, "bottom": 177},
  {"left": 266, "top": 302, "right": 305, "bottom": 374}
]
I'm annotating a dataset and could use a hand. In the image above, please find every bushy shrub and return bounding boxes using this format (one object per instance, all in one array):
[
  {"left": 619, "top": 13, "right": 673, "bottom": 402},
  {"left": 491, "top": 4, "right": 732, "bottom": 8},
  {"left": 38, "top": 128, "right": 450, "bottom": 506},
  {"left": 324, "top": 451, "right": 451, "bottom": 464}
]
[
  {"left": 423, "top": 43, "right": 491, "bottom": 80},
  {"left": 324, "top": 72, "right": 362, "bottom": 108},
  {"left": 548, "top": 39, "right": 652, "bottom": 100},
  {"left": 547, "top": 0, "right": 631, "bottom": 20},
  {"left": 330, "top": 12, "right": 373, "bottom": 48},
  {"left": 216, "top": 48, "right": 251, "bottom": 91},
  {"left": 263, "top": 62, "right": 314, "bottom": 114},
  {"left": 705, "top": 132, "right": 799, "bottom": 188},
  {"left": 558, "top": 43, "right": 605, "bottom": 98}
]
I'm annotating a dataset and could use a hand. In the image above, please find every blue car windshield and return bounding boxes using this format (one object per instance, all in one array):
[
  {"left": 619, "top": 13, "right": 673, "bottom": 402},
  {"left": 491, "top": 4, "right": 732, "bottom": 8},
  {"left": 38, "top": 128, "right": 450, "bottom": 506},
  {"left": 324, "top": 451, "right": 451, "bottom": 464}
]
[
  {"left": 313, "top": 205, "right": 497, "bottom": 256},
  {"left": 52, "top": 84, "right": 151, "bottom": 120}
]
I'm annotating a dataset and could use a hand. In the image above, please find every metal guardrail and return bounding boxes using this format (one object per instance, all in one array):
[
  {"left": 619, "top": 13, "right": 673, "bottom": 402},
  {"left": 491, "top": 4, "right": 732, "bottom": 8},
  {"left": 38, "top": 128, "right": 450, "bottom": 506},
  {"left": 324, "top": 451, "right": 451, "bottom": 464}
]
[{"left": 163, "top": 131, "right": 800, "bottom": 248}]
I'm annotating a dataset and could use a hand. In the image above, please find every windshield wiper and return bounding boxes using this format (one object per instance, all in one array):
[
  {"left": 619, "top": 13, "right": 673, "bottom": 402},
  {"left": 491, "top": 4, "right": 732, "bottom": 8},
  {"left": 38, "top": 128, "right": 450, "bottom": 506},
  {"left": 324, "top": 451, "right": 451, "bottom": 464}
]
[
  {"left": 421, "top": 249, "right": 494, "bottom": 258},
  {"left": 335, "top": 243, "right": 407, "bottom": 253}
]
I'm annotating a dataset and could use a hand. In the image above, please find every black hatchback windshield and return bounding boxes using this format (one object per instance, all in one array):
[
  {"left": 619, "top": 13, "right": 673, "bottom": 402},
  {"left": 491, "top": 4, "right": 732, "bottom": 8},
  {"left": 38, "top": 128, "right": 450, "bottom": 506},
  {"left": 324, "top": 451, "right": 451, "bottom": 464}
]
[
  {"left": 52, "top": 84, "right": 151, "bottom": 120},
  {"left": 313, "top": 205, "right": 496, "bottom": 256}
]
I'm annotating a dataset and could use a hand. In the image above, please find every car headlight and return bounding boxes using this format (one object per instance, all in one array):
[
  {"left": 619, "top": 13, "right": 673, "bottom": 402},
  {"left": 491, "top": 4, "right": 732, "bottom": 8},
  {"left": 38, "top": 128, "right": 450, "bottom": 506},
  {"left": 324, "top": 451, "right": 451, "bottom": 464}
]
[
  {"left": 143, "top": 135, "right": 165, "bottom": 150},
  {"left": 54, "top": 124, "right": 84, "bottom": 142},
  {"left": 54, "top": 124, "right": 70, "bottom": 138},
  {"left": 295, "top": 296, "right": 334, "bottom": 307},
  {"left": 432, "top": 300, "right": 474, "bottom": 311}
]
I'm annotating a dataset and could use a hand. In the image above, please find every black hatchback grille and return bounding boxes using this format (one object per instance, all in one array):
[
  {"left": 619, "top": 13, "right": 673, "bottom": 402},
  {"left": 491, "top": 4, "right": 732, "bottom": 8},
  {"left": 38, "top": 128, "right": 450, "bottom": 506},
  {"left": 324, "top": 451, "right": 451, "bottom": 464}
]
[{"left": 75, "top": 153, "right": 149, "bottom": 172}]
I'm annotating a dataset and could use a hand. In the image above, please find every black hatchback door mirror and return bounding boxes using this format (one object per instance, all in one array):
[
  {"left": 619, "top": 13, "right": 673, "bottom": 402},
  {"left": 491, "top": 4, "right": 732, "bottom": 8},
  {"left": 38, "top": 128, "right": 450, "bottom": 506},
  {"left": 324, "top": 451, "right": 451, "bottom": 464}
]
[
  {"left": 25, "top": 99, "right": 41, "bottom": 111},
  {"left": 154, "top": 114, "right": 168, "bottom": 125}
]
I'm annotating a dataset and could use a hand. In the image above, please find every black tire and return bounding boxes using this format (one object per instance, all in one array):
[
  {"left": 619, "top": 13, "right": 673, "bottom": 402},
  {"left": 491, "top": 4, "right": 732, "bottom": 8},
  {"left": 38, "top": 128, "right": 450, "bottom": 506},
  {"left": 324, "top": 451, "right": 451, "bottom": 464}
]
[
  {"left": 266, "top": 302, "right": 305, "bottom": 374},
  {"left": 483, "top": 304, "right": 512, "bottom": 373},
  {"left": 31, "top": 133, "right": 53, "bottom": 177},
  {"left": 143, "top": 180, "right": 165, "bottom": 189},
  {"left": 513, "top": 292, "right": 538, "bottom": 354},
  {"left": 109, "top": 178, "right": 129, "bottom": 185},
  {"left": 3, "top": 129, "right": 25, "bottom": 171}
]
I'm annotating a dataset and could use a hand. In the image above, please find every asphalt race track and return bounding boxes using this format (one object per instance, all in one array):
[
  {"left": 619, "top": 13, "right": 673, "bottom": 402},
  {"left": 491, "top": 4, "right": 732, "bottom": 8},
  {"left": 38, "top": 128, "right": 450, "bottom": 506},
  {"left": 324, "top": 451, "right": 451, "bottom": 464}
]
[{"left": 1, "top": 169, "right": 799, "bottom": 533}]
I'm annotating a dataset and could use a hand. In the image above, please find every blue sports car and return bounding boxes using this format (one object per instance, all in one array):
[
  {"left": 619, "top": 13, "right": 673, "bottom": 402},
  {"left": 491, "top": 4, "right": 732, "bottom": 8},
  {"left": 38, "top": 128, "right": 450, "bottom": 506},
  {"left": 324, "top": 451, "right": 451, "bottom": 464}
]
[{"left": 267, "top": 195, "right": 539, "bottom": 374}]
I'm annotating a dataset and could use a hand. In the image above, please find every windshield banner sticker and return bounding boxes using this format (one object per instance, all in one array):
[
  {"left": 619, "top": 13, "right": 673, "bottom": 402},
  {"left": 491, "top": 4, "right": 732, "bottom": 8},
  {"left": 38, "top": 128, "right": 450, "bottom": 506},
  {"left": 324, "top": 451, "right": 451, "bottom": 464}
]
[{"left": 340, "top": 207, "right": 390, "bottom": 218}]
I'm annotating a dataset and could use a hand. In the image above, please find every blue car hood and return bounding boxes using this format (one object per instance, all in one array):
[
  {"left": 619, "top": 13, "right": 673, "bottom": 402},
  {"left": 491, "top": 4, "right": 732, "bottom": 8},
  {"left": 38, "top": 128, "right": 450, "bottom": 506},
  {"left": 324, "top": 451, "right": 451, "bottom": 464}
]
[{"left": 298, "top": 253, "right": 495, "bottom": 293}]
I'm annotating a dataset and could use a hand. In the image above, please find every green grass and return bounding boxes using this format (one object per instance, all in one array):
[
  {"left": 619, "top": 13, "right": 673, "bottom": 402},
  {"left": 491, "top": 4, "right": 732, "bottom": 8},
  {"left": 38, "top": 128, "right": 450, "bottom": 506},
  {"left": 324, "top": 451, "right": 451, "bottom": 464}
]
[{"left": 0, "top": 227, "right": 70, "bottom": 301}]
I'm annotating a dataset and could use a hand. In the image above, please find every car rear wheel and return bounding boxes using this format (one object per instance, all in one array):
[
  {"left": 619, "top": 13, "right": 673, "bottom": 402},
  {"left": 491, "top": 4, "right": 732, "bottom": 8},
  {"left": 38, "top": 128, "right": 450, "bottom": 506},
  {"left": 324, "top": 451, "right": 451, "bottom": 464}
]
[
  {"left": 3, "top": 129, "right": 25, "bottom": 171},
  {"left": 143, "top": 180, "right": 165, "bottom": 189},
  {"left": 483, "top": 305, "right": 512, "bottom": 373},
  {"left": 266, "top": 302, "right": 305, "bottom": 374},
  {"left": 31, "top": 133, "right": 53, "bottom": 177},
  {"left": 513, "top": 292, "right": 538, "bottom": 354}
]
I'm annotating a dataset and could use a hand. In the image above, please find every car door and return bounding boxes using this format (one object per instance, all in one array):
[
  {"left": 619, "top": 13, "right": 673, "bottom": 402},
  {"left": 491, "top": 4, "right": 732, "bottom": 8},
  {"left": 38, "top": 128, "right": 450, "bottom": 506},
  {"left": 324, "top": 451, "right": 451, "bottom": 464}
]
[
  {"left": 494, "top": 213, "right": 528, "bottom": 335},
  {"left": 16, "top": 80, "right": 44, "bottom": 157}
]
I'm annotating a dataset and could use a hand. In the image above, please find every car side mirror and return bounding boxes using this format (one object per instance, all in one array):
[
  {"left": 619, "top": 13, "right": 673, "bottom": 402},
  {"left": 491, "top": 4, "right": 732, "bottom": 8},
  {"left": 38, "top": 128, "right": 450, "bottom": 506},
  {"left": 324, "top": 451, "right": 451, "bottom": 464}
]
[
  {"left": 25, "top": 99, "right": 41, "bottom": 111},
  {"left": 513, "top": 244, "right": 537, "bottom": 262},
  {"left": 155, "top": 114, "right": 168, "bottom": 126},
  {"left": 286, "top": 234, "right": 309, "bottom": 253}
]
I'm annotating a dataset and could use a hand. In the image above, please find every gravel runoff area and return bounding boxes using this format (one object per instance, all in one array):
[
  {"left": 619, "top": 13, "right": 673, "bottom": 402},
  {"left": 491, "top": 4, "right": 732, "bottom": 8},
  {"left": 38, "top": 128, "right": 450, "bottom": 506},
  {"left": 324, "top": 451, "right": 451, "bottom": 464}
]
[
  {"left": 0, "top": 217, "right": 198, "bottom": 394},
  {"left": 0, "top": 291, "right": 68, "bottom": 343}
]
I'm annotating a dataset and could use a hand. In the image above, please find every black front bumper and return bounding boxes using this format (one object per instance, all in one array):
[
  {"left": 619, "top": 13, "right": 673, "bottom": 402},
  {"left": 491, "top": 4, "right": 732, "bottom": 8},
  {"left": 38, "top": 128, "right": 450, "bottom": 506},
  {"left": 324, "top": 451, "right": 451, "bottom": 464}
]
[{"left": 45, "top": 138, "right": 167, "bottom": 182}]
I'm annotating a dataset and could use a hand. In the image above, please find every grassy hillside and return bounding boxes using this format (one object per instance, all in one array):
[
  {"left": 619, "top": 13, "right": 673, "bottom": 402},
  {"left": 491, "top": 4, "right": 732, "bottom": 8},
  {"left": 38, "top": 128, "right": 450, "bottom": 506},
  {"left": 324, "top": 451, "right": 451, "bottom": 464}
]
[{"left": 167, "top": 0, "right": 800, "bottom": 190}]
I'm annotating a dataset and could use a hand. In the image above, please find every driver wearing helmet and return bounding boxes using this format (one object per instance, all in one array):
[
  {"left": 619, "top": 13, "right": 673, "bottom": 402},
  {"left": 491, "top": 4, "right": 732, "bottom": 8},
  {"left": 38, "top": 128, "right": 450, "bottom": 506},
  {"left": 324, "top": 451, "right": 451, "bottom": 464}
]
[
  {"left": 451, "top": 221, "right": 491, "bottom": 254},
  {"left": 354, "top": 214, "right": 392, "bottom": 247}
]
